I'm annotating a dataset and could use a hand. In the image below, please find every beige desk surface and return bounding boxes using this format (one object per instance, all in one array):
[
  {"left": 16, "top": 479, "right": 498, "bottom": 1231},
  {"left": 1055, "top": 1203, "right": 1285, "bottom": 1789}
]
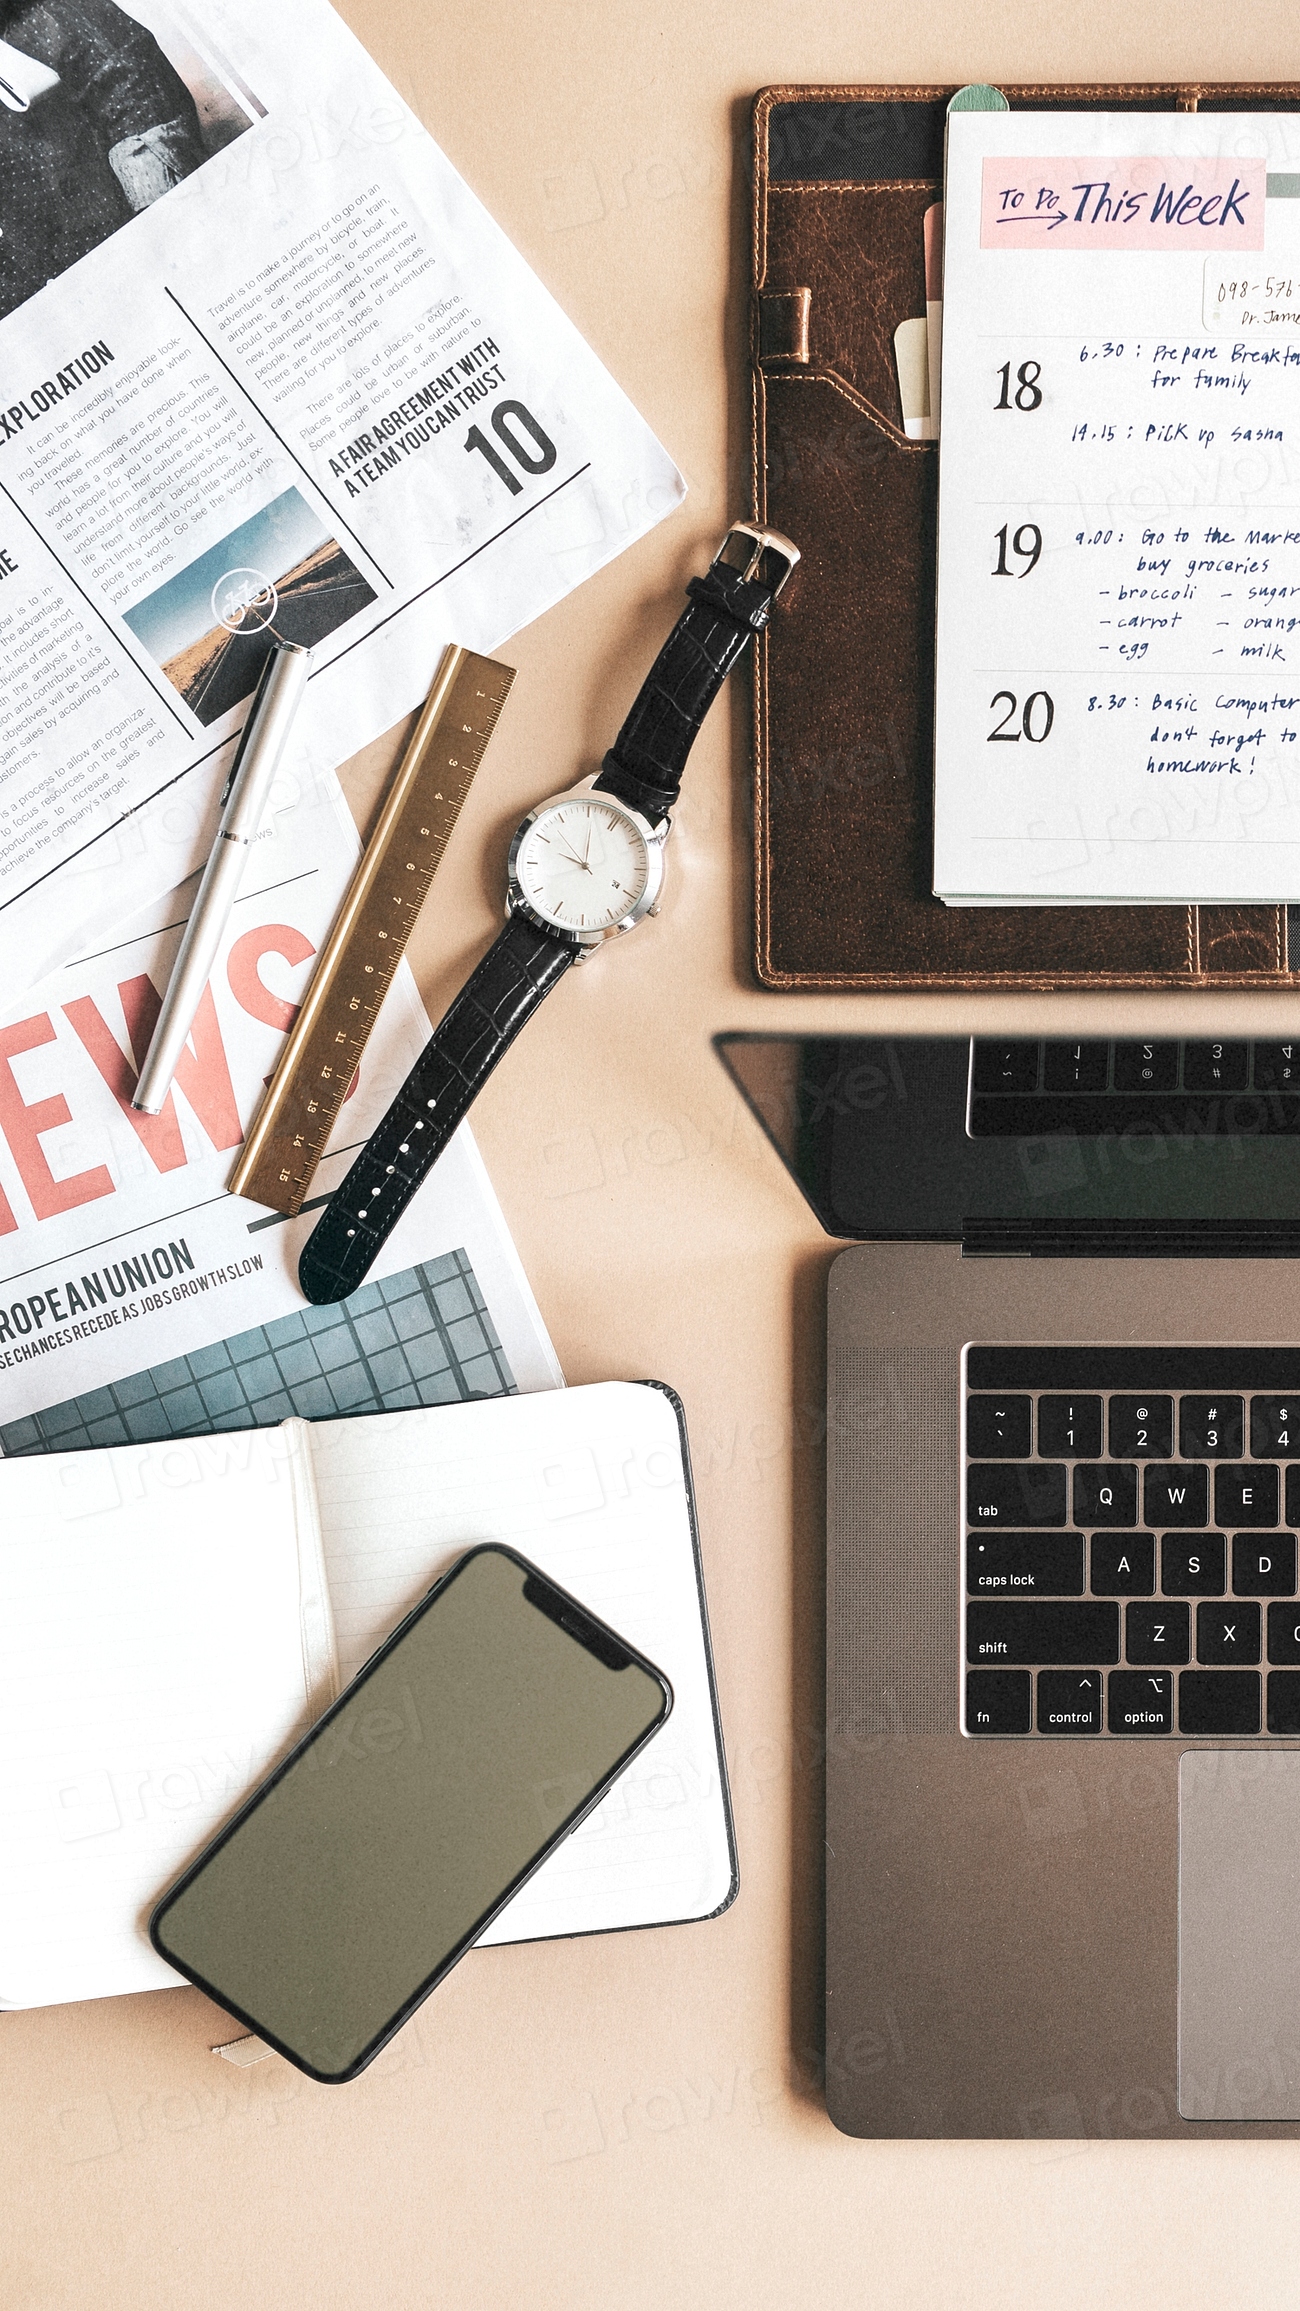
[{"left": 12, "top": 5, "right": 1300, "bottom": 2305}]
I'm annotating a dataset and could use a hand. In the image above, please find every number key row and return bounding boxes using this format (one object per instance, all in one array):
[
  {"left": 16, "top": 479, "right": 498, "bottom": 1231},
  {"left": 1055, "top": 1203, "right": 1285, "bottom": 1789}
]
[
  {"left": 972, "top": 1037, "right": 1300, "bottom": 1097},
  {"left": 968, "top": 1392, "right": 1300, "bottom": 1459}
]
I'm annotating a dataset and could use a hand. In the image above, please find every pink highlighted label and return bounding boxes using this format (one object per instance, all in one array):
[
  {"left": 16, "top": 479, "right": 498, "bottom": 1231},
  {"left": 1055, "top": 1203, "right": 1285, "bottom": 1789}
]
[{"left": 980, "top": 157, "right": 1265, "bottom": 249}]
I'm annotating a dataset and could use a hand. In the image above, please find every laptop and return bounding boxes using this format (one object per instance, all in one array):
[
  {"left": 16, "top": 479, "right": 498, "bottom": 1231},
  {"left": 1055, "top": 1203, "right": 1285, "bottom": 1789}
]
[{"left": 719, "top": 1028, "right": 1300, "bottom": 2139}]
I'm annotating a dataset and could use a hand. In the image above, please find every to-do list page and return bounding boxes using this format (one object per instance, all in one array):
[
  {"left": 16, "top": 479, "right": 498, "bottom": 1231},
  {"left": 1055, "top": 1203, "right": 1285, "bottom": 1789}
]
[{"left": 933, "top": 111, "right": 1300, "bottom": 904}]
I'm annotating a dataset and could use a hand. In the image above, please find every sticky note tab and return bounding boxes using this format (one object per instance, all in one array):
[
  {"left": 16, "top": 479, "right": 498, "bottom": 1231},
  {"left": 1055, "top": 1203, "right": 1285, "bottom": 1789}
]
[
  {"left": 948, "top": 83, "right": 1008, "bottom": 113},
  {"left": 981, "top": 157, "right": 1265, "bottom": 250},
  {"left": 893, "top": 316, "right": 932, "bottom": 438}
]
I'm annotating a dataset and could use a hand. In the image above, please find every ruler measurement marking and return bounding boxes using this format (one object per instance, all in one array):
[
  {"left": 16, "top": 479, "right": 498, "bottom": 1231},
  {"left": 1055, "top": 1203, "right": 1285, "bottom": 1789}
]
[{"left": 228, "top": 648, "right": 514, "bottom": 1213}]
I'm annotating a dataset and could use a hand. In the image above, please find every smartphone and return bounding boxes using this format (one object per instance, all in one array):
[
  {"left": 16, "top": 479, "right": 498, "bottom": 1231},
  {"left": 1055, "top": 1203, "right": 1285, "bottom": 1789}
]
[{"left": 150, "top": 1544, "right": 671, "bottom": 2081}]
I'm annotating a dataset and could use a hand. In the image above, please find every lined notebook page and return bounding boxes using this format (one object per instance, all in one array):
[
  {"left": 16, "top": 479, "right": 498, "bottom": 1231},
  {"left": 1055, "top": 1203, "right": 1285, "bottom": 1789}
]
[
  {"left": 310, "top": 1382, "right": 735, "bottom": 1942},
  {"left": 0, "top": 1427, "right": 332, "bottom": 2008}
]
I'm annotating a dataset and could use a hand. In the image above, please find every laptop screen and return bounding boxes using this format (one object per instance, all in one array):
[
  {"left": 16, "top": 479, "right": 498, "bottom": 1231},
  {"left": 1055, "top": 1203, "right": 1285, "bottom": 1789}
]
[{"left": 716, "top": 1033, "right": 1300, "bottom": 1245}]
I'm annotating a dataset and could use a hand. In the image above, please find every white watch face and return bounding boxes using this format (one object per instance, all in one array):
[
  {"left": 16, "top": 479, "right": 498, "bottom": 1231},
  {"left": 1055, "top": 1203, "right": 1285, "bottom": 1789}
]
[{"left": 514, "top": 798, "right": 651, "bottom": 934}]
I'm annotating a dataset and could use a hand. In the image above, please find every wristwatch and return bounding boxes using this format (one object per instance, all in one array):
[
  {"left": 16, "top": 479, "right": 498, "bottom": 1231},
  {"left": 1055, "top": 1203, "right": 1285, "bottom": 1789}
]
[{"left": 297, "top": 522, "right": 799, "bottom": 1306}]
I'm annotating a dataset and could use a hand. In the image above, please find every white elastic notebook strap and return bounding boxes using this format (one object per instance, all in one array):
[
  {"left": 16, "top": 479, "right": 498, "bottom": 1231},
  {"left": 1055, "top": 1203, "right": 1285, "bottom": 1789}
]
[{"left": 278, "top": 1417, "right": 339, "bottom": 1711}]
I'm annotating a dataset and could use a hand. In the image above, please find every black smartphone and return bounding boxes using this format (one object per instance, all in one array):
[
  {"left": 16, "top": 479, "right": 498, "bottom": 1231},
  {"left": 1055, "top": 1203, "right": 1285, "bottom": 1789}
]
[{"left": 150, "top": 1544, "right": 671, "bottom": 2082}]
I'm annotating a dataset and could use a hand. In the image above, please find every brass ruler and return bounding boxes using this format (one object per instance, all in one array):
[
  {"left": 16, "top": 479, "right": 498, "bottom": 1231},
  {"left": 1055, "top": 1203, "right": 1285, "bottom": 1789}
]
[{"left": 228, "top": 645, "right": 514, "bottom": 1216}]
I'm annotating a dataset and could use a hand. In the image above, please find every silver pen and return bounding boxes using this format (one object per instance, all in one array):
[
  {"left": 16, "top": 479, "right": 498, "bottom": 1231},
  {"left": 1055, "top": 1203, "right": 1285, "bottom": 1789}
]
[{"left": 132, "top": 642, "right": 312, "bottom": 1115}]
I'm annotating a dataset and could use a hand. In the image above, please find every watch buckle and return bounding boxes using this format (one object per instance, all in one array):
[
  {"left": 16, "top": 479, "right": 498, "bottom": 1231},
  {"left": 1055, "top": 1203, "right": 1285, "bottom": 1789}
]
[{"left": 713, "top": 522, "right": 800, "bottom": 596}]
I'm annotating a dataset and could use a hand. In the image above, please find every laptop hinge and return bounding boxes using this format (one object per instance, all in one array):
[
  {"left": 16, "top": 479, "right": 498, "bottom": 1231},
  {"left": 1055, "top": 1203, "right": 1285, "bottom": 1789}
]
[{"left": 961, "top": 1217, "right": 1300, "bottom": 1260}]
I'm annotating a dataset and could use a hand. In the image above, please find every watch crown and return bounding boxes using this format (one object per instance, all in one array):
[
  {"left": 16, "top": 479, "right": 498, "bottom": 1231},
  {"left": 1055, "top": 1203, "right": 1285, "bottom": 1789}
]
[{"left": 647, "top": 900, "right": 661, "bottom": 917}]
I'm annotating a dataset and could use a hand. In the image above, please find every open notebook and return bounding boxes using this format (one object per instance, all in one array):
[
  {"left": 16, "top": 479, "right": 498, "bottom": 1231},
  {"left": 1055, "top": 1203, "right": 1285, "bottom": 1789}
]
[{"left": 0, "top": 1382, "right": 735, "bottom": 2008}]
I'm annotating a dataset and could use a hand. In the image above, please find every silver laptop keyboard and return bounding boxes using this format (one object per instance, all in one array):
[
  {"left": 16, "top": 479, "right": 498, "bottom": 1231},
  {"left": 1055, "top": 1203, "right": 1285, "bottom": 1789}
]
[{"left": 964, "top": 1347, "right": 1300, "bottom": 1737}]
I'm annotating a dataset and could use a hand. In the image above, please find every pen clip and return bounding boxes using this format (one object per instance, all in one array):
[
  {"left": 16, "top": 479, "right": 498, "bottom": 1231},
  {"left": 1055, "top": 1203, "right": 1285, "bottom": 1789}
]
[{"left": 218, "top": 643, "right": 309, "bottom": 809}]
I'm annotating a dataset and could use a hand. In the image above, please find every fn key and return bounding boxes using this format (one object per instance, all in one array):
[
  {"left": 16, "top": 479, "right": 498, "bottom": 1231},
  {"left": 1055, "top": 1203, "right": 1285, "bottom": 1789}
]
[{"left": 966, "top": 1670, "right": 1031, "bottom": 1734}]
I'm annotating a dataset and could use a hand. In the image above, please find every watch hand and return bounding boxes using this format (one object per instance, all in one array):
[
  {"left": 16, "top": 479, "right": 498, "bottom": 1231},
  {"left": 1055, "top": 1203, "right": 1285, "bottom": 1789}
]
[{"left": 555, "top": 840, "right": 593, "bottom": 874}]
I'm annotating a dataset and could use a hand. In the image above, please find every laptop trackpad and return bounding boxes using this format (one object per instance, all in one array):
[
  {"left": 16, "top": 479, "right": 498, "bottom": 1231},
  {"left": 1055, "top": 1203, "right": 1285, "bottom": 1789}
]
[{"left": 1180, "top": 1750, "right": 1300, "bottom": 2120}]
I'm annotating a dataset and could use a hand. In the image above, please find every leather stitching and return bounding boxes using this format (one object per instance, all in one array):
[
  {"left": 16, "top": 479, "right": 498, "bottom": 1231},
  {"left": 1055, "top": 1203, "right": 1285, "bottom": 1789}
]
[
  {"left": 755, "top": 622, "right": 771, "bottom": 981},
  {"left": 751, "top": 82, "right": 1300, "bottom": 990},
  {"left": 767, "top": 365, "right": 925, "bottom": 450},
  {"left": 768, "top": 179, "right": 937, "bottom": 196}
]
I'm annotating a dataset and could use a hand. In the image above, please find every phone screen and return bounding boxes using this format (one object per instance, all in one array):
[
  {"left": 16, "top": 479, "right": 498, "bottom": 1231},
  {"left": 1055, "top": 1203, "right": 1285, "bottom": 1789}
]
[{"left": 150, "top": 1545, "right": 670, "bottom": 2080}]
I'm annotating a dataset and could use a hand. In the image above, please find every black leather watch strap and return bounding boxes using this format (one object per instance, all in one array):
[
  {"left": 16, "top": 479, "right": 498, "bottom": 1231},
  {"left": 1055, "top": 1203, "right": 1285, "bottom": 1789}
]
[
  {"left": 298, "top": 911, "right": 573, "bottom": 1305},
  {"left": 593, "top": 554, "right": 780, "bottom": 826},
  {"left": 298, "top": 524, "right": 798, "bottom": 1305}
]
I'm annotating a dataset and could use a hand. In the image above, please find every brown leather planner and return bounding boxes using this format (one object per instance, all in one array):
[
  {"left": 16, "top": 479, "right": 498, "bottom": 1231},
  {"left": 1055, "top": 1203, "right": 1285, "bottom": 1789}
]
[{"left": 749, "top": 83, "right": 1300, "bottom": 990}]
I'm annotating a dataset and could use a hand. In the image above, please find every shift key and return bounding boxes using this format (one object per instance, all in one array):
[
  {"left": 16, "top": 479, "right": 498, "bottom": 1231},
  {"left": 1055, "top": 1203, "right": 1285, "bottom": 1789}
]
[
  {"left": 966, "top": 1532, "right": 1085, "bottom": 1596},
  {"left": 967, "top": 1462, "right": 1068, "bottom": 1527},
  {"left": 966, "top": 1599, "right": 1119, "bottom": 1664}
]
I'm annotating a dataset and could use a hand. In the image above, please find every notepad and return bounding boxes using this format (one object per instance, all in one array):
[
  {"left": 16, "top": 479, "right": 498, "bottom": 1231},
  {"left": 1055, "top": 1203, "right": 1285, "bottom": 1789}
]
[
  {"left": 933, "top": 111, "right": 1300, "bottom": 905},
  {"left": 0, "top": 1383, "right": 735, "bottom": 2008}
]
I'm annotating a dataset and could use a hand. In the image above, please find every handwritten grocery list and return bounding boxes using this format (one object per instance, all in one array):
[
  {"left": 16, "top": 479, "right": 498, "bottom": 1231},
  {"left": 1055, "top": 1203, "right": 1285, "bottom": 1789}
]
[{"left": 933, "top": 111, "right": 1300, "bottom": 905}]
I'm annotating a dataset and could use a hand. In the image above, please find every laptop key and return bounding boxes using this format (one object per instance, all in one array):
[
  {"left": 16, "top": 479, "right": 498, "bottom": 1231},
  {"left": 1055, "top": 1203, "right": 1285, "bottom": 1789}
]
[
  {"left": 1183, "top": 1039, "right": 1249, "bottom": 1092},
  {"left": 966, "top": 1670, "right": 1032, "bottom": 1734},
  {"left": 1267, "top": 1671, "right": 1300, "bottom": 1734},
  {"left": 1143, "top": 1463, "right": 1208, "bottom": 1526},
  {"left": 1108, "top": 1396, "right": 1173, "bottom": 1457},
  {"left": 1112, "top": 1039, "right": 1177, "bottom": 1091},
  {"left": 968, "top": 1463, "right": 1067, "bottom": 1526},
  {"left": 1073, "top": 1463, "right": 1138, "bottom": 1526},
  {"left": 1267, "top": 1602, "right": 1300, "bottom": 1663},
  {"left": 1197, "top": 1601, "right": 1262, "bottom": 1664},
  {"left": 1253, "top": 1042, "right": 1300, "bottom": 1093},
  {"left": 1161, "top": 1533, "right": 1226, "bottom": 1594},
  {"left": 1179, "top": 1670, "right": 1261, "bottom": 1735},
  {"left": 971, "top": 1040, "right": 1039, "bottom": 1094},
  {"left": 1042, "top": 1040, "right": 1109, "bottom": 1092},
  {"left": 1180, "top": 1396, "right": 1244, "bottom": 1457},
  {"left": 1215, "top": 1463, "right": 1279, "bottom": 1527},
  {"left": 1108, "top": 1669, "right": 1173, "bottom": 1734},
  {"left": 1288, "top": 1466, "right": 1300, "bottom": 1529},
  {"left": 1126, "top": 1600, "right": 1190, "bottom": 1664},
  {"left": 966, "top": 1533, "right": 1085, "bottom": 1596},
  {"left": 966, "top": 1600, "right": 1119, "bottom": 1664},
  {"left": 965, "top": 1395, "right": 1032, "bottom": 1457},
  {"left": 1250, "top": 1396, "right": 1300, "bottom": 1456},
  {"left": 1232, "top": 1534, "right": 1297, "bottom": 1596},
  {"left": 1036, "top": 1395, "right": 1103, "bottom": 1457},
  {"left": 1091, "top": 1535, "right": 1155, "bottom": 1594},
  {"left": 1037, "top": 1670, "right": 1103, "bottom": 1734}
]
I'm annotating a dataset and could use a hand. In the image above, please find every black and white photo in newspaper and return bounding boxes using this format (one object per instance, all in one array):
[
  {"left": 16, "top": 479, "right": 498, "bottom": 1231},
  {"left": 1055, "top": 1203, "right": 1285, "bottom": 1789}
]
[{"left": 0, "top": 0, "right": 684, "bottom": 990}]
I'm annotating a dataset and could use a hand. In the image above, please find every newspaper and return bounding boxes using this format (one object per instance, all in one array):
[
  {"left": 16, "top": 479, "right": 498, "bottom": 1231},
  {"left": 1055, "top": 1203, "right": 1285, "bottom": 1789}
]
[
  {"left": 0, "top": 0, "right": 683, "bottom": 994},
  {"left": 0, "top": 765, "right": 562, "bottom": 1449}
]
